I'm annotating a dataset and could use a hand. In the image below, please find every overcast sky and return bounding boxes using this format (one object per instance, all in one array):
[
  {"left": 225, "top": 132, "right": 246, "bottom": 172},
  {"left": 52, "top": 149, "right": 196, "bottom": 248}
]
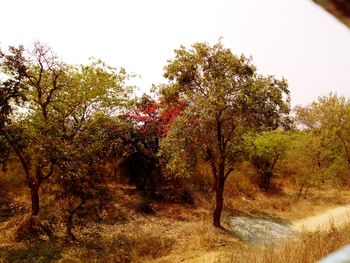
[{"left": 1, "top": 0, "right": 349, "bottom": 106}]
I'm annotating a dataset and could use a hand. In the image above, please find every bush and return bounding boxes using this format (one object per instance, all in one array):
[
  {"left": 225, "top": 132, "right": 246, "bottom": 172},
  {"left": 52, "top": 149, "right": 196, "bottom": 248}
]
[
  {"left": 131, "top": 232, "right": 174, "bottom": 260},
  {"left": 12, "top": 215, "right": 53, "bottom": 242},
  {"left": 135, "top": 197, "right": 155, "bottom": 215},
  {"left": 0, "top": 241, "right": 61, "bottom": 263}
]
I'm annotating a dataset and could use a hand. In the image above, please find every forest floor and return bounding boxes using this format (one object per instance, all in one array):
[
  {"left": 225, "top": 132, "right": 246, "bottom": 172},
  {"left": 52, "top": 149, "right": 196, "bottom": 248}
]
[{"left": 1, "top": 181, "right": 350, "bottom": 263}]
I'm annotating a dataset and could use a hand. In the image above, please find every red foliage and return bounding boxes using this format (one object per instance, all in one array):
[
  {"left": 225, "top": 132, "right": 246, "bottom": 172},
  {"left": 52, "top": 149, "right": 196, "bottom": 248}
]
[
  {"left": 124, "top": 96, "right": 187, "bottom": 138},
  {"left": 159, "top": 101, "right": 187, "bottom": 136}
]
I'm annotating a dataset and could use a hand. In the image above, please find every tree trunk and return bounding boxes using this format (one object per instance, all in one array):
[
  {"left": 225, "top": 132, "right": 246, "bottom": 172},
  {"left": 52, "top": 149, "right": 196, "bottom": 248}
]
[
  {"left": 30, "top": 185, "right": 40, "bottom": 216},
  {"left": 297, "top": 175, "right": 308, "bottom": 201},
  {"left": 213, "top": 183, "right": 224, "bottom": 227},
  {"left": 265, "top": 171, "right": 272, "bottom": 191},
  {"left": 66, "top": 212, "right": 76, "bottom": 241},
  {"left": 303, "top": 184, "right": 310, "bottom": 199},
  {"left": 213, "top": 161, "right": 225, "bottom": 228},
  {"left": 259, "top": 171, "right": 269, "bottom": 191},
  {"left": 259, "top": 172, "right": 263, "bottom": 189},
  {"left": 265, "top": 174, "right": 269, "bottom": 191}
]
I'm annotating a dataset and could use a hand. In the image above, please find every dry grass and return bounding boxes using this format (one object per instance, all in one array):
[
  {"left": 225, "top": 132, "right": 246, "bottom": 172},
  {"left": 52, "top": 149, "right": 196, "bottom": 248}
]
[
  {"left": 130, "top": 228, "right": 174, "bottom": 261},
  {"left": 149, "top": 220, "right": 239, "bottom": 263},
  {"left": 222, "top": 163, "right": 350, "bottom": 221},
  {"left": 225, "top": 189, "right": 350, "bottom": 221},
  {"left": 0, "top": 218, "right": 177, "bottom": 263},
  {"left": 175, "top": 220, "right": 229, "bottom": 252},
  {"left": 223, "top": 220, "right": 350, "bottom": 263},
  {"left": 2, "top": 161, "right": 350, "bottom": 263}
]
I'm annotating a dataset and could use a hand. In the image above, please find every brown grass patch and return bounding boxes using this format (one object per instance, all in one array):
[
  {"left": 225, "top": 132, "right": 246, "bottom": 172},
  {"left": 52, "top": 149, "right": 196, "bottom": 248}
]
[{"left": 218, "top": 221, "right": 350, "bottom": 263}]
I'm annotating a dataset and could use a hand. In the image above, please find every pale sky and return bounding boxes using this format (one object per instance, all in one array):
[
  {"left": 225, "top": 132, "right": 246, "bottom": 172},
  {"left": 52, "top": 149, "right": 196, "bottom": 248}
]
[{"left": 1, "top": 0, "right": 349, "bottom": 106}]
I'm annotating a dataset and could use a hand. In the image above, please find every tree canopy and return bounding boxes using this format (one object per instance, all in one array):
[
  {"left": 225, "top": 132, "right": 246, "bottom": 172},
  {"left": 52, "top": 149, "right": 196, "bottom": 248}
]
[
  {"left": 160, "top": 41, "right": 291, "bottom": 226},
  {"left": 0, "top": 42, "right": 134, "bottom": 239}
]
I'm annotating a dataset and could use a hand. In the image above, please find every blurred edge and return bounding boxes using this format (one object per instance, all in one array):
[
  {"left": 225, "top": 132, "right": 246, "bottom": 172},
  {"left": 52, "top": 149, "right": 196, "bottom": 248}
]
[
  {"left": 314, "top": 1, "right": 349, "bottom": 262},
  {"left": 317, "top": 245, "right": 350, "bottom": 263},
  {"left": 313, "top": 0, "right": 350, "bottom": 28}
]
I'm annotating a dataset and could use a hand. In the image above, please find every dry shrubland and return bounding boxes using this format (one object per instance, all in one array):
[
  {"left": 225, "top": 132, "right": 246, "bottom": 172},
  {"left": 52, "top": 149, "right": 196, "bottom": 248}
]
[
  {"left": 1, "top": 41, "right": 350, "bottom": 263},
  {"left": 1, "top": 159, "right": 350, "bottom": 263}
]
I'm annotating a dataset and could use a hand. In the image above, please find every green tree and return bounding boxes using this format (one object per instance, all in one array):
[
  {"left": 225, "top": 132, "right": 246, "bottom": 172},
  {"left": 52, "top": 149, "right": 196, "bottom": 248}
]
[
  {"left": 160, "top": 42, "right": 290, "bottom": 227},
  {"left": 295, "top": 94, "right": 350, "bottom": 170},
  {"left": 54, "top": 114, "right": 131, "bottom": 240},
  {"left": 0, "top": 43, "right": 66, "bottom": 215},
  {"left": 0, "top": 42, "right": 133, "bottom": 218},
  {"left": 283, "top": 131, "right": 338, "bottom": 199},
  {"left": 0, "top": 46, "right": 27, "bottom": 169},
  {"left": 244, "top": 130, "right": 291, "bottom": 191}
]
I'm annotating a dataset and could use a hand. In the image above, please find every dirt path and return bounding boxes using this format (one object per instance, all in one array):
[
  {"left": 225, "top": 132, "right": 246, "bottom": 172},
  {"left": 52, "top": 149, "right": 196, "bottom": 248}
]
[
  {"left": 228, "top": 216, "right": 297, "bottom": 243},
  {"left": 183, "top": 204, "right": 350, "bottom": 263},
  {"left": 292, "top": 204, "right": 350, "bottom": 231},
  {"left": 182, "top": 204, "right": 350, "bottom": 263},
  {"left": 227, "top": 205, "right": 350, "bottom": 244}
]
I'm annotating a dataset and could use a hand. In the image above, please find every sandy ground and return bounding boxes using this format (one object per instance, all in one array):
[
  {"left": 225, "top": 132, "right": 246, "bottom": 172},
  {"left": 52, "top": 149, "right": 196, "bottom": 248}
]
[{"left": 292, "top": 204, "right": 350, "bottom": 232}]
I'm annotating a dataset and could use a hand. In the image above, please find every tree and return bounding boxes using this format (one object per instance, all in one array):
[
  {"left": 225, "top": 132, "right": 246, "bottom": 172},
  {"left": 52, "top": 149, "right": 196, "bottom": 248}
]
[
  {"left": 0, "top": 43, "right": 66, "bottom": 215},
  {"left": 122, "top": 94, "right": 186, "bottom": 193},
  {"left": 295, "top": 94, "right": 350, "bottom": 170},
  {"left": 122, "top": 95, "right": 162, "bottom": 192},
  {"left": 160, "top": 42, "right": 290, "bottom": 227},
  {"left": 46, "top": 58, "right": 132, "bottom": 241},
  {"left": 0, "top": 42, "right": 133, "bottom": 218},
  {"left": 244, "top": 130, "right": 291, "bottom": 191},
  {"left": 296, "top": 132, "right": 337, "bottom": 198},
  {"left": 54, "top": 114, "right": 131, "bottom": 241},
  {"left": 0, "top": 46, "right": 27, "bottom": 169},
  {"left": 0, "top": 46, "right": 27, "bottom": 128}
]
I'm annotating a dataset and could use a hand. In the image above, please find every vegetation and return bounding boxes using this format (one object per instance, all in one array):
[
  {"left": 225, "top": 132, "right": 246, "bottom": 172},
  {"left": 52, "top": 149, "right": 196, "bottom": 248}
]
[
  {"left": 244, "top": 131, "right": 292, "bottom": 191},
  {"left": 1, "top": 41, "right": 350, "bottom": 262},
  {"left": 159, "top": 42, "right": 290, "bottom": 227},
  {"left": 227, "top": 221, "right": 350, "bottom": 263}
]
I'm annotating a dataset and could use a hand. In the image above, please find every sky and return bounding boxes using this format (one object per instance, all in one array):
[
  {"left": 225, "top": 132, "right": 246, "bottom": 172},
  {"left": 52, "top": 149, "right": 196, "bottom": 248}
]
[{"left": 1, "top": 0, "right": 349, "bottom": 107}]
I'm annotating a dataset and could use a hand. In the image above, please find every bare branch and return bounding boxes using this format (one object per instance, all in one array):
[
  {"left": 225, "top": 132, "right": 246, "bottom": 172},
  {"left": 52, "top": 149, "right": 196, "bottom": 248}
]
[{"left": 224, "top": 167, "right": 234, "bottom": 181}]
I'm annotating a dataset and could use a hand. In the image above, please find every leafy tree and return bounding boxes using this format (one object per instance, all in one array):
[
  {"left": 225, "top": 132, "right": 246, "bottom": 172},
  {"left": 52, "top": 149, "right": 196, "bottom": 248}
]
[
  {"left": 160, "top": 42, "right": 290, "bottom": 227},
  {"left": 283, "top": 131, "right": 339, "bottom": 199},
  {"left": 54, "top": 114, "right": 130, "bottom": 241},
  {"left": 244, "top": 130, "right": 291, "bottom": 191},
  {"left": 0, "top": 42, "right": 133, "bottom": 218},
  {"left": 122, "top": 95, "right": 162, "bottom": 192},
  {"left": 48, "top": 59, "right": 132, "bottom": 241},
  {"left": 122, "top": 94, "right": 186, "bottom": 194},
  {"left": 0, "top": 43, "right": 65, "bottom": 215},
  {"left": 295, "top": 94, "right": 350, "bottom": 170},
  {"left": 0, "top": 46, "right": 27, "bottom": 169},
  {"left": 0, "top": 46, "right": 27, "bottom": 128}
]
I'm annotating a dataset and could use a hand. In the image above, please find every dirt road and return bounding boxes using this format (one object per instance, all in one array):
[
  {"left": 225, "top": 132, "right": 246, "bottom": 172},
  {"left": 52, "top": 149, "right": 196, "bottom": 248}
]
[
  {"left": 184, "top": 204, "right": 350, "bottom": 263},
  {"left": 292, "top": 204, "right": 350, "bottom": 231},
  {"left": 154, "top": 204, "right": 350, "bottom": 263}
]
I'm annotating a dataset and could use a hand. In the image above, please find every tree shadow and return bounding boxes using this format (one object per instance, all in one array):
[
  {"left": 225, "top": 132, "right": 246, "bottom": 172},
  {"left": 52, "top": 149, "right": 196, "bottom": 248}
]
[
  {"left": 222, "top": 210, "right": 297, "bottom": 243},
  {"left": 0, "top": 241, "right": 62, "bottom": 263}
]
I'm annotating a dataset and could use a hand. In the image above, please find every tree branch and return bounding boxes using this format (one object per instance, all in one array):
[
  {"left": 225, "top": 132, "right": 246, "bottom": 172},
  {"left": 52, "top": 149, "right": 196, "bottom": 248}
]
[
  {"left": 3, "top": 131, "right": 31, "bottom": 184},
  {"left": 224, "top": 167, "right": 234, "bottom": 181}
]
